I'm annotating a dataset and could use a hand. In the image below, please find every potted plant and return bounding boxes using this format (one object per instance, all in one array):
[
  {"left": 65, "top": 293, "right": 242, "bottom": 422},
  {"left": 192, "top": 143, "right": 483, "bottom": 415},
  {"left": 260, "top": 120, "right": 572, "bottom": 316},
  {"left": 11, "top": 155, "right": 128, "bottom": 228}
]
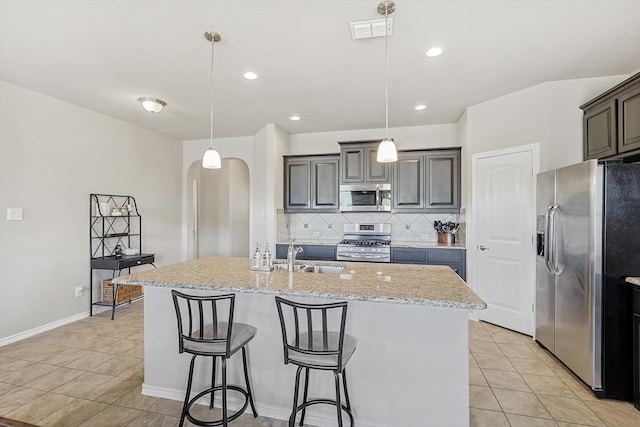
[{"left": 433, "top": 221, "right": 459, "bottom": 245}]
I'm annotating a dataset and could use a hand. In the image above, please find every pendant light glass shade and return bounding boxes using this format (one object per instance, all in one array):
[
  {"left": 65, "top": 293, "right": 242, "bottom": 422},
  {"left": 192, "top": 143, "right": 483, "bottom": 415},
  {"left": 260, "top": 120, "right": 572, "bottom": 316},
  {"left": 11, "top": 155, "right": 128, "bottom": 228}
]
[
  {"left": 377, "top": 138, "right": 398, "bottom": 163},
  {"left": 202, "top": 148, "right": 221, "bottom": 169},
  {"left": 376, "top": 1, "right": 397, "bottom": 163},
  {"left": 202, "top": 31, "right": 222, "bottom": 170}
]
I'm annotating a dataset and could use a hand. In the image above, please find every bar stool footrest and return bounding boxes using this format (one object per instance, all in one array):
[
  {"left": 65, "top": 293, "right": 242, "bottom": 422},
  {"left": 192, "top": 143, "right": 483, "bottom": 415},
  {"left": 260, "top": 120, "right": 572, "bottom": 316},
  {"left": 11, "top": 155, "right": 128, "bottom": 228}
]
[
  {"left": 291, "top": 399, "right": 354, "bottom": 427},
  {"left": 185, "top": 385, "right": 251, "bottom": 427}
]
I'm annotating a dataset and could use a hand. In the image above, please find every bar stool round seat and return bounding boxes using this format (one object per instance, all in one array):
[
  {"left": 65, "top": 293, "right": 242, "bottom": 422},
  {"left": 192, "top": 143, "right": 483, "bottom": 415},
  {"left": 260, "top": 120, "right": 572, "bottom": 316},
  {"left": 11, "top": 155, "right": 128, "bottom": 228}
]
[
  {"left": 275, "top": 296, "right": 356, "bottom": 427},
  {"left": 172, "top": 290, "right": 258, "bottom": 427}
]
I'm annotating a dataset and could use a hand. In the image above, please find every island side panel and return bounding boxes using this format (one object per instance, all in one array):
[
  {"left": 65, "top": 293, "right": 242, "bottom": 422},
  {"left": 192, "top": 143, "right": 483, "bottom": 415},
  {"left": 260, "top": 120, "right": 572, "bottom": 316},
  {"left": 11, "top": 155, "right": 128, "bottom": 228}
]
[{"left": 143, "top": 286, "right": 469, "bottom": 427}]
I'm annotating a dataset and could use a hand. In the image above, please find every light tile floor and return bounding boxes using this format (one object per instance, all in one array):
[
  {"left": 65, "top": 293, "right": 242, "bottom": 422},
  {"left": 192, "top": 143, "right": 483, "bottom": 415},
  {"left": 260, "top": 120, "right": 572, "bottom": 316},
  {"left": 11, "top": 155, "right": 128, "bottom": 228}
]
[
  {"left": 1, "top": 301, "right": 639, "bottom": 426},
  {"left": 469, "top": 319, "right": 640, "bottom": 427}
]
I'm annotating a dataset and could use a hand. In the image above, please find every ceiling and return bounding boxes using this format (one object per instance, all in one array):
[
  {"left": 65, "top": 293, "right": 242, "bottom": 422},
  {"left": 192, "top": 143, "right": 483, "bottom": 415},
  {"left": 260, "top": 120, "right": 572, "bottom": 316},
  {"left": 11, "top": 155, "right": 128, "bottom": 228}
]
[{"left": 1, "top": 0, "right": 639, "bottom": 141}]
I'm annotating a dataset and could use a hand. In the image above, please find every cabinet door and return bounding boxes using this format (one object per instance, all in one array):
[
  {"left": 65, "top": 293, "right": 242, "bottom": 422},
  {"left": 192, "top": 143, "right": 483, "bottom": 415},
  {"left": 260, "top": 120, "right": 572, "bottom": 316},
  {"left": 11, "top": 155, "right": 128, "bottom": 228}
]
[
  {"left": 304, "top": 245, "right": 337, "bottom": 261},
  {"left": 312, "top": 159, "right": 339, "bottom": 210},
  {"left": 618, "top": 86, "right": 640, "bottom": 154},
  {"left": 583, "top": 100, "right": 617, "bottom": 160},
  {"left": 285, "top": 160, "right": 311, "bottom": 211},
  {"left": 425, "top": 150, "right": 461, "bottom": 212},
  {"left": 391, "top": 247, "right": 427, "bottom": 264},
  {"left": 427, "top": 248, "right": 466, "bottom": 280},
  {"left": 393, "top": 154, "right": 425, "bottom": 211},
  {"left": 341, "top": 146, "right": 365, "bottom": 183},
  {"left": 365, "top": 146, "right": 390, "bottom": 183}
]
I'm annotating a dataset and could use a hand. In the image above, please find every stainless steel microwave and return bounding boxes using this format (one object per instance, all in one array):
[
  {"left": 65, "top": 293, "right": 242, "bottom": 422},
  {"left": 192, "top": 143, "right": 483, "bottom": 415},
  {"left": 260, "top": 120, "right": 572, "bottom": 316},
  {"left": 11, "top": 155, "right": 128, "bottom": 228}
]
[{"left": 339, "top": 184, "right": 391, "bottom": 212}]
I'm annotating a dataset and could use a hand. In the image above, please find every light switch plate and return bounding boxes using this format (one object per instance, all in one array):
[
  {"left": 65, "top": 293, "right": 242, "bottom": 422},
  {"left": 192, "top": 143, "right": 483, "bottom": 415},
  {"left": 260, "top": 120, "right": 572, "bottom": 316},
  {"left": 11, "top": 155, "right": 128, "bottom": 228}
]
[{"left": 7, "top": 208, "right": 23, "bottom": 221}]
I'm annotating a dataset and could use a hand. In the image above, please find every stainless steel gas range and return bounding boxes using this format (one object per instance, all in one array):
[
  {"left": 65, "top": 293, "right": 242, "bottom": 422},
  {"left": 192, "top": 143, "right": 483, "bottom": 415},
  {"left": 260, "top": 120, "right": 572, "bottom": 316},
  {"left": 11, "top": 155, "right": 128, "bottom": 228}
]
[{"left": 336, "top": 223, "right": 391, "bottom": 263}]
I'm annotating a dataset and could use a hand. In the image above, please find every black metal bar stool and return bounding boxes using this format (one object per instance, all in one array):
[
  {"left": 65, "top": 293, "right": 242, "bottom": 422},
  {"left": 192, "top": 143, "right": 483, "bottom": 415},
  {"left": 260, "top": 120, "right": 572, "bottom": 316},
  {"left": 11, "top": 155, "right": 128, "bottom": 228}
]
[
  {"left": 171, "top": 290, "right": 258, "bottom": 427},
  {"left": 275, "top": 296, "right": 356, "bottom": 427}
]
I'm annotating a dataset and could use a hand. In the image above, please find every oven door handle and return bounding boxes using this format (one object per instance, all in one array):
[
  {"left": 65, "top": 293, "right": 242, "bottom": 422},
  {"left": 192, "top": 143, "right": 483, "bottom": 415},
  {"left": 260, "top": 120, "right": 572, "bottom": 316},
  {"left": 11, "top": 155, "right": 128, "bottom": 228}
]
[{"left": 338, "top": 253, "right": 389, "bottom": 259}]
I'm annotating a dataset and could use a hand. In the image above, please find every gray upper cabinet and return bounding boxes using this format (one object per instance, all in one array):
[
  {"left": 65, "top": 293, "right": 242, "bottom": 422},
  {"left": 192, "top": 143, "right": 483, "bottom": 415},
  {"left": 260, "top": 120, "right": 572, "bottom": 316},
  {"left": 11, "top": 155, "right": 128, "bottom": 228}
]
[
  {"left": 393, "top": 154, "right": 424, "bottom": 210},
  {"left": 583, "top": 100, "right": 617, "bottom": 160},
  {"left": 581, "top": 71, "right": 640, "bottom": 161},
  {"left": 284, "top": 155, "right": 339, "bottom": 212},
  {"left": 393, "top": 148, "right": 461, "bottom": 213},
  {"left": 425, "top": 151, "right": 460, "bottom": 210},
  {"left": 618, "top": 84, "right": 640, "bottom": 155},
  {"left": 338, "top": 141, "right": 390, "bottom": 184}
]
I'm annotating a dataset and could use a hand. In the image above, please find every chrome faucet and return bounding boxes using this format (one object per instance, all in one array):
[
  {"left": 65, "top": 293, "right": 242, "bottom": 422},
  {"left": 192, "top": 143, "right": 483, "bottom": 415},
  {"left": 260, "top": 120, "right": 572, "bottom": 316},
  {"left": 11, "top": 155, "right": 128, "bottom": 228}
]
[{"left": 287, "top": 241, "right": 303, "bottom": 272}]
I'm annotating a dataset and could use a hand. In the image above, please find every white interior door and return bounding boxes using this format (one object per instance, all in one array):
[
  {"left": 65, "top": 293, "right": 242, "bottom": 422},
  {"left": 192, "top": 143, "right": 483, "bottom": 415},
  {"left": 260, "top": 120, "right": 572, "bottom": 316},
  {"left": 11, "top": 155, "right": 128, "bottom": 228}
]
[{"left": 473, "top": 146, "right": 536, "bottom": 335}]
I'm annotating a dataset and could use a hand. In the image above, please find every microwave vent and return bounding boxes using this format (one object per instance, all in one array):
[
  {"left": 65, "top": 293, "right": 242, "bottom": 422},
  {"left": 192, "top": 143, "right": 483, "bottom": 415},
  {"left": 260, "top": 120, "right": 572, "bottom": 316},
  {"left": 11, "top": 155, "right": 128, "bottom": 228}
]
[{"left": 350, "top": 18, "right": 393, "bottom": 40}]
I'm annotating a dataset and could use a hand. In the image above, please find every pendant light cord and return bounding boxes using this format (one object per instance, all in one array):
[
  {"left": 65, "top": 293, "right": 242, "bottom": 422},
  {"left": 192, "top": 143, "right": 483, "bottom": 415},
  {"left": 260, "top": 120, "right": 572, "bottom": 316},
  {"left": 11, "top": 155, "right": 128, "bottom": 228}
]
[
  {"left": 384, "top": 9, "right": 389, "bottom": 139},
  {"left": 209, "top": 36, "right": 215, "bottom": 150}
]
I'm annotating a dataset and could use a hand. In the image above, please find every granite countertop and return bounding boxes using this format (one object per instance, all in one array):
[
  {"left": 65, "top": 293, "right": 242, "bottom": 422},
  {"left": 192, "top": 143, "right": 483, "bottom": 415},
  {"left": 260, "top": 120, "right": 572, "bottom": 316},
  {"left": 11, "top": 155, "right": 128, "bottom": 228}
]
[
  {"left": 114, "top": 257, "right": 485, "bottom": 310},
  {"left": 625, "top": 277, "right": 640, "bottom": 288}
]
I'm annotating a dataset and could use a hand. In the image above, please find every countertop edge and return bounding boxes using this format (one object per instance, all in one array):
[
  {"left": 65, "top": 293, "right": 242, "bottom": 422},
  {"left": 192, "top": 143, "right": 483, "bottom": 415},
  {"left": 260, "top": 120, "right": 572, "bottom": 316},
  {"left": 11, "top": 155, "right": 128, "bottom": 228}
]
[{"left": 116, "top": 278, "right": 486, "bottom": 310}]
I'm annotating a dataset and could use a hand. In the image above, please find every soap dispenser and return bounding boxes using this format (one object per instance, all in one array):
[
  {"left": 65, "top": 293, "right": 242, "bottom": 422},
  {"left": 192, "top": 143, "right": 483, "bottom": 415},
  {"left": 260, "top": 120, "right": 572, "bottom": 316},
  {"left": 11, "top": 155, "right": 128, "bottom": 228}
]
[
  {"left": 262, "top": 243, "right": 272, "bottom": 269},
  {"left": 252, "top": 243, "right": 261, "bottom": 268}
]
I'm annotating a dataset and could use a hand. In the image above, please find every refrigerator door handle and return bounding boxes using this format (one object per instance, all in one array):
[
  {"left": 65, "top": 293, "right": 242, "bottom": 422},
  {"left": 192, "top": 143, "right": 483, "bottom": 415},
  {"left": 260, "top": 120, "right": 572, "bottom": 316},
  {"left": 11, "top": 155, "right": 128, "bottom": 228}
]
[{"left": 546, "top": 205, "right": 560, "bottom": 276}]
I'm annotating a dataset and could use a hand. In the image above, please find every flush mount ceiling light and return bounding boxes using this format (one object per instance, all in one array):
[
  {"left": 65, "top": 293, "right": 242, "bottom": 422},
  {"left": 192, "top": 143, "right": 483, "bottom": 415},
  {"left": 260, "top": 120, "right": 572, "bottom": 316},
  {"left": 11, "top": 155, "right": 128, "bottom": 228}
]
[
  {"left": 424, "top": 46, "right": 444, "bottom": 57},
  {"left": 202, "top": 31, "right": 222, "bottom": 170},
  {"left": 290, "top": 115, "right": 301, "bottom": 121},
  {"left": 414, "top": 104, "right": 427, "bottom": 111},
  {"left": 376, "top": 0, "right": 398, "bottom": 163},
  {"left": 138, "top": 97, "right": 166, "bottom": 113},
  {"left": 243, "top": 71, "right": 258, "bottom": 80}
]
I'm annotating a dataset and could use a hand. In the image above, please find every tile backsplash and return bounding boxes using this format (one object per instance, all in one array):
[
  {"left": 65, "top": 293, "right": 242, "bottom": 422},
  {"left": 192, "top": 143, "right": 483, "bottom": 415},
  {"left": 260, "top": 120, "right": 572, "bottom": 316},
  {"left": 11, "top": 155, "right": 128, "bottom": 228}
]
[{"left": 276, "top": 210, "right": 463, "bottom": 244}]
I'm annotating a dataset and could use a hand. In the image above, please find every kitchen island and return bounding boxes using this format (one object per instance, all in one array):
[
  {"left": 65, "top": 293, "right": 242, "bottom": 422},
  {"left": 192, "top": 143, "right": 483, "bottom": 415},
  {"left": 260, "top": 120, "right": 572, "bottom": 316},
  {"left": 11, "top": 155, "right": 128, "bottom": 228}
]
[{"left": 114, "top": 257, "right": 485, "bottom": 427}]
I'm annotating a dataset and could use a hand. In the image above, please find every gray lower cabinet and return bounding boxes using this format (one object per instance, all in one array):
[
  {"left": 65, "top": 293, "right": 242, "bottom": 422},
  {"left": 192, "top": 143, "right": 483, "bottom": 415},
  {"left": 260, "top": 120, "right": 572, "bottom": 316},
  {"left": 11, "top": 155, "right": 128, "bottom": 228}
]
[
  {"left": 392, "top": 148, "right": 461, "bottom": 213},
  {"left": 275, "top": 244, "right": 337, "bottom": 261},
  {"left": 391, "top": 247, "right": 466, "bottom": 280},
  {"left": 284, "top": 155, "right": 339, "bottom": 212}
]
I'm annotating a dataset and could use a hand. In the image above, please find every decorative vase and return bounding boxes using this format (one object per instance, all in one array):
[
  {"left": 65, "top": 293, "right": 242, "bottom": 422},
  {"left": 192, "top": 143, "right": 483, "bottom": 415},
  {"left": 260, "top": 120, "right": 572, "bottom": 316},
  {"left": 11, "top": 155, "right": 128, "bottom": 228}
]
[{"left": 438, "top": 233, "right": 455, "bottom": 245}]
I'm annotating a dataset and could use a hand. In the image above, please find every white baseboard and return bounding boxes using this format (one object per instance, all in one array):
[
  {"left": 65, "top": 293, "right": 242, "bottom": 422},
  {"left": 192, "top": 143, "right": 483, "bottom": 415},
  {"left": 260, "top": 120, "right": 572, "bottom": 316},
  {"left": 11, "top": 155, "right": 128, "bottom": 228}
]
[
  {"left": 142, "top": 382, "right": 394, "bottom": 427},
  {"left": 0, "top": 308, "right": 107, "bottom": 347}
]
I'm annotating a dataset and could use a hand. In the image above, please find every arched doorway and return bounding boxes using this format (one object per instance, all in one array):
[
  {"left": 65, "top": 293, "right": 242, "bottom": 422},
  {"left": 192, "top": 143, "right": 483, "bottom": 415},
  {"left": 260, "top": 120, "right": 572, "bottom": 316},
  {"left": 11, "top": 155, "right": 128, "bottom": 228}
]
[{"left": 186, "top": 158, "right": 250, "bottom": 259}]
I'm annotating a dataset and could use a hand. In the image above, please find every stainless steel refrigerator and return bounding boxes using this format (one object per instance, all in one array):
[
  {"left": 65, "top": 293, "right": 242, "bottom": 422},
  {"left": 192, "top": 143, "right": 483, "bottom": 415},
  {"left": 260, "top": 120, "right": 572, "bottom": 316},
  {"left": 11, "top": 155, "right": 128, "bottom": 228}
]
[{"left": 536, "top": 159, "right": 638, "bottom": 401}]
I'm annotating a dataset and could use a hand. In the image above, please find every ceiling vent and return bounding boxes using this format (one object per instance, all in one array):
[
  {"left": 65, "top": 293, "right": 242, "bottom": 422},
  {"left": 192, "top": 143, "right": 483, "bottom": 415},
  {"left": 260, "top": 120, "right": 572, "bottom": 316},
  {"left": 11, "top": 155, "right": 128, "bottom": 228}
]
[{"left": 350, "top": 18, "right": 393, "bottom": 40}]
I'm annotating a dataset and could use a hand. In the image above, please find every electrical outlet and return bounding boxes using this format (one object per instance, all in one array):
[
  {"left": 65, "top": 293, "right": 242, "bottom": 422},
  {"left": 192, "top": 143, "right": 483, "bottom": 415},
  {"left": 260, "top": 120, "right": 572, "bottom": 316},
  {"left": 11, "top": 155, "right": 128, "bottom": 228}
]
[
  {"left": 75, "top": 286, "right": 84, "bottom": 297},
  {"left": 420, "top": 233, "right": 431, "bottom": 240},
  {"left": 312, "top": 231, "right": 320, "bottom": 238}
]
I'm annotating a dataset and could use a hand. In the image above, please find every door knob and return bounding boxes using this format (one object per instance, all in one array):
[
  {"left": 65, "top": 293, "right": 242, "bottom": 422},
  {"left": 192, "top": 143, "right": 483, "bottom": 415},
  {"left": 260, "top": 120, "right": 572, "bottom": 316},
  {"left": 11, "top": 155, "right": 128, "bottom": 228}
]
[{"left": 479, "top": 245, "right": 489, "bottom": 251}]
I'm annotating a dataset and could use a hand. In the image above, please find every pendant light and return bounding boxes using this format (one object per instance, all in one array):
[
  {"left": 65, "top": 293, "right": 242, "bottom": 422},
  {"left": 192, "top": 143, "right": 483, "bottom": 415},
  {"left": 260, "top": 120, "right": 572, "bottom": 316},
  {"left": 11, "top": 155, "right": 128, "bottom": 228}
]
[
  {"left": 202, "top": 31, "right": 222, "bottom": 169},
  {"left": 376, "top": 1, "right": 398, "bottom": 163}
]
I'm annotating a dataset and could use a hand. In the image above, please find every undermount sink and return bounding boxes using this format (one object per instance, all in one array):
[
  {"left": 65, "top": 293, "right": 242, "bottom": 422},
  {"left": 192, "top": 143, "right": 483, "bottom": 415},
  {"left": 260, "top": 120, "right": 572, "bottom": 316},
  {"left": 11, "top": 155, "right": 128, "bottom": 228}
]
[
  {"left": 273, "top": 262, "right": 346, "bottom": 274},
  {"left": 299, "top": 264, "right": 345, "bottom": 274}
]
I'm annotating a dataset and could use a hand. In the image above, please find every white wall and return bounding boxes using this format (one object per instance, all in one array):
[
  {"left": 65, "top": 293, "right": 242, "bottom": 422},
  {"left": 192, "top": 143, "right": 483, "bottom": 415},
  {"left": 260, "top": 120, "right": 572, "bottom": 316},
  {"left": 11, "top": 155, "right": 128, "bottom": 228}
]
[
  {"left": 183, "top": 124, "right": 290, "bottom": 258},
  {"left": 289, "top": 124, "right": 458, "bottom": 155},
  {"left": 182, "top": 134, "right": 254, "bottom": 260},
  {"left": 197, "top": 159, "right": 250, "bottom": 257},
  {"left": 0, "top": 80, "right": 183, "bottom": 342},
  {"left": 460, "top": 74, "right": 630, "bottom": 294}
]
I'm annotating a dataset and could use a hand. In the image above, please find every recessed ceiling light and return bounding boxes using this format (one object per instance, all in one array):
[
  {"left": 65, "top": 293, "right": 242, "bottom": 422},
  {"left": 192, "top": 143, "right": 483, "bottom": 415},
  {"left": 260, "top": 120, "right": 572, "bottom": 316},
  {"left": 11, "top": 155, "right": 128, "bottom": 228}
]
[
  {"left": 414, "top": 104, "right": 427, "bottom": 111},
  {"left": 424, "top": 46, "right": 444, "bottom": 57},
  {"left": 290, "top": 115, "right": 301, "bottom": 121},
  {"left": 243, "top": 71, "right": 258, "bottom": 80}
]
